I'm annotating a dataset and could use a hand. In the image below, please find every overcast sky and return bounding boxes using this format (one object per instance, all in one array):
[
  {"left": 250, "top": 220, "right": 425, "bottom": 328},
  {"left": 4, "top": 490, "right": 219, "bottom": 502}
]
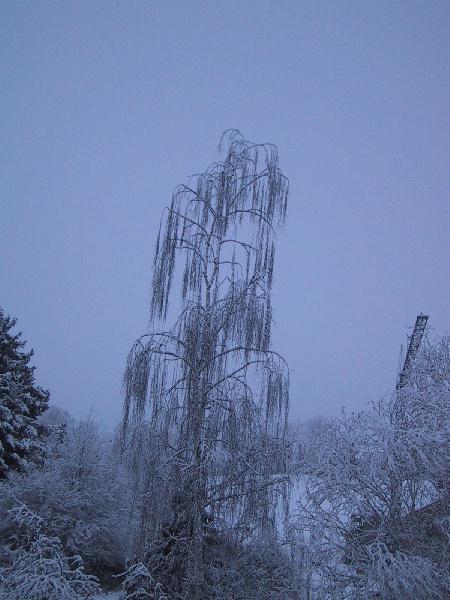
[{"left": 1, "top": 1, "right": 448, "bottom": 426}]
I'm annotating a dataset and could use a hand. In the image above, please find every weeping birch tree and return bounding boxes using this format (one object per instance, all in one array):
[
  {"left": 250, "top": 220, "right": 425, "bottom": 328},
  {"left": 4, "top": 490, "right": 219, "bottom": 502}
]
[{"left": 123, "top": 131, "right": 290, "bottom": 599}]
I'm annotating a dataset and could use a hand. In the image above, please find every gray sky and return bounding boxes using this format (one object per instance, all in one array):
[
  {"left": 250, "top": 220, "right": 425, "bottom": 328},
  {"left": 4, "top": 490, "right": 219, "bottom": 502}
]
[{"left": 1, "top": 1, "right": 448, "bottom": 426}]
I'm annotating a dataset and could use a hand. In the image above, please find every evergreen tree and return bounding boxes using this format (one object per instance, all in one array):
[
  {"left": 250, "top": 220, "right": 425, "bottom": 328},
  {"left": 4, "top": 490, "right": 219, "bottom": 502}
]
[{"left": 0, "top": 308, "right": 49, "bottom": 478}]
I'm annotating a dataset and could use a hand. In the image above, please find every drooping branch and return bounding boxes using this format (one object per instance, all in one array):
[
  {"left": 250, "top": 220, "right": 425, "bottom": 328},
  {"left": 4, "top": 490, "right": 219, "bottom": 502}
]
[{"left": 122, "top": 131, "right": 290, "bottom": 596}]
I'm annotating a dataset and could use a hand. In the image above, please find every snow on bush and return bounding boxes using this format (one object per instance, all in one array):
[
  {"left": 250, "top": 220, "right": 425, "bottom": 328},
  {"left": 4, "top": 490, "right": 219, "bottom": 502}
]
[
  {"left": 121, "top": 562, "right": 167, "bottom": 600},
  {"left": 1, "top": 500, "right": 100, "bottom": 600}
]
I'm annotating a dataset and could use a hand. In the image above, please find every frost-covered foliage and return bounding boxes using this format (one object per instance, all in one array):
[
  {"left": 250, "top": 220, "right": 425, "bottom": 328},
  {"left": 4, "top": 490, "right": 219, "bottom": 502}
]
[
  {"left": 0, "top": 500, "right": 100, "bottom": 599},
  {"left": 296, "top": 334, "right": 450, "bottom": 598},
  {"left": 0, "top": 308, "right": 49, "bottom": 478},
  {"left": 204, "top": 537, "right": 299, "bottom": 600},
  {"left": 364, "top": 542, "right": 450, "bottom": 599},
  {"left": 122, "top": 131, "right": 290, "bottom": 597},
  {"left": 121, "top": 562, "right": 167, "bottom": 599},
  {"left": 0, "top": 417, "right": 133, "bottom": 587}
]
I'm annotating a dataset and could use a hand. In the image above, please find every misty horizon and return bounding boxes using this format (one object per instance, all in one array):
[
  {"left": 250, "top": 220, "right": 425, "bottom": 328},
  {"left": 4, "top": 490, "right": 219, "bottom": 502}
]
[{"left": 2, "top": 2, "right": 448, "bottom": 427}]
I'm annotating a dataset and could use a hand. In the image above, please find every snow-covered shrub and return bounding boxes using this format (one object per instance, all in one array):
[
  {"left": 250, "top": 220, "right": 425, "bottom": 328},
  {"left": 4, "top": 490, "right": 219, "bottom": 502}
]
[
  {"left": 1, "top": 500, "right": 100, "bottom": 600},
  {"left": 0, "top": 417, "right": 134, "bottom": 587},
  {"left": 296, "top": 334, "right": 450, "bottom": 598},
  {"left": 228, "top": 541, "right": 298, "bottom": 600},
  {"left": 121, "top": 562, "right": 167, "bottom": 600},
  {"left": 366, "top": 541, "right": 450, "bottom": 600}
]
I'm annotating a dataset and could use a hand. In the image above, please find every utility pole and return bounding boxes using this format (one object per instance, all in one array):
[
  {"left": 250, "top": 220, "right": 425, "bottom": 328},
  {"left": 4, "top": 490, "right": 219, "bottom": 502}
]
[
  {"left": 390, "top": 313, "right": 429, "bottom": 528},
  {"left": 396, "top": 314, "right": 429, "bottom": 390}
]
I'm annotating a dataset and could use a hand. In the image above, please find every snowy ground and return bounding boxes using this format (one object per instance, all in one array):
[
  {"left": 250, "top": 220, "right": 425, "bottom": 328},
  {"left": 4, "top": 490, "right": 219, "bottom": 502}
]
[{"left": 93, "top": 593, "right": 122, "bottom": 600}]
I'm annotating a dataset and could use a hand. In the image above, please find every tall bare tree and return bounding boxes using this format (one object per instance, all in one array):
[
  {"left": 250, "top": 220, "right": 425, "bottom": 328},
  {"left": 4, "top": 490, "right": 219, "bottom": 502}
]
[{"left": 123, "top": 131, "right": 290, "bottom": 598}]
